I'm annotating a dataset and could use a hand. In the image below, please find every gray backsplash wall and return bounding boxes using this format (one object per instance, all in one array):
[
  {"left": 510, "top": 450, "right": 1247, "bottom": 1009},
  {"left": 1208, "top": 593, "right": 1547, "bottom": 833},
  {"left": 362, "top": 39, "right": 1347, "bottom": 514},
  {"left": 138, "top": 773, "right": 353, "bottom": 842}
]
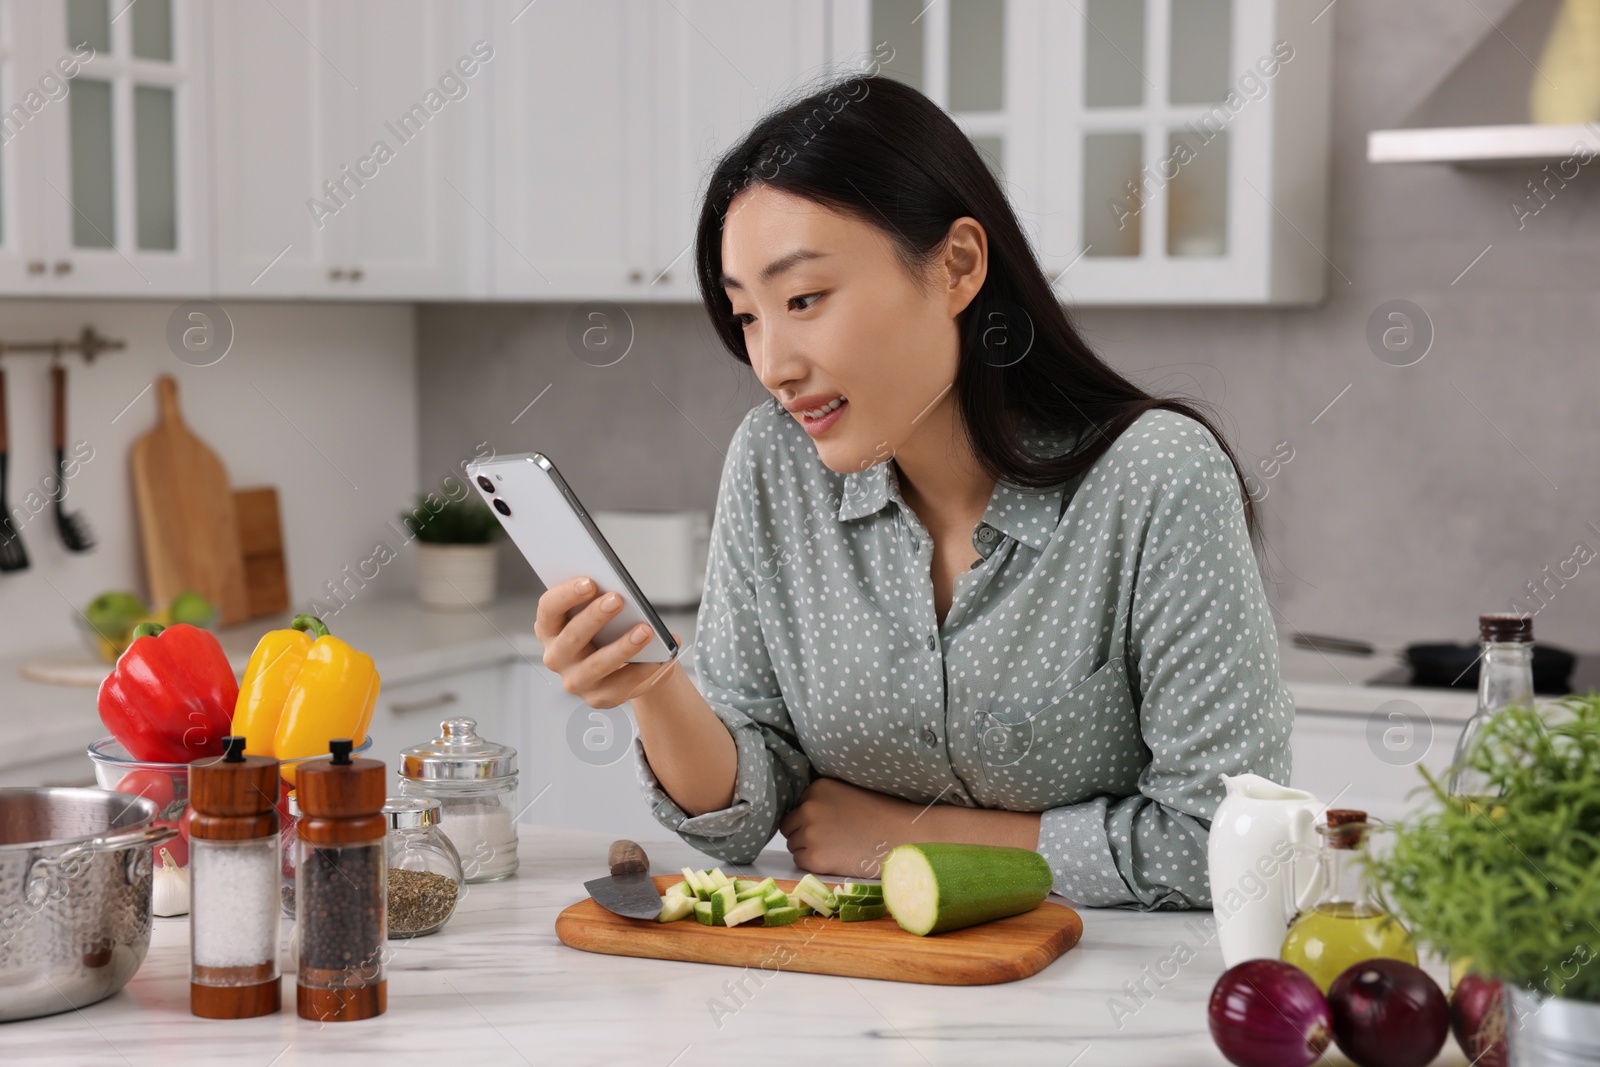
[{"left": 419, "top": 0, "right": 1600, "bottom": 651}]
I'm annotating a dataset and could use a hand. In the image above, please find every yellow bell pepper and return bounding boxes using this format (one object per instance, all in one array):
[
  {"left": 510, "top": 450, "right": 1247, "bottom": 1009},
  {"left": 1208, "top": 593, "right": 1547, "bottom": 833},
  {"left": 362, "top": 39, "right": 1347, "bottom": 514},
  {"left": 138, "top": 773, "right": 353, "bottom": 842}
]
[{"left": 231, "top": 614, "right": 380, "bottom": 785}]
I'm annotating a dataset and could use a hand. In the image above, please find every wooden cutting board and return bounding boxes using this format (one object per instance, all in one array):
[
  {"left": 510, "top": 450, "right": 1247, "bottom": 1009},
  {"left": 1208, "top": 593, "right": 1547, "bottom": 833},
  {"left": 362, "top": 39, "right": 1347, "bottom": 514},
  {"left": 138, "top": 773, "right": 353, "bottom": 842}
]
[
  {"left": 130, "top": 376, "right": 250, "bottom": 626},
  {"left": 555, "top": 876, "right": 1083, "bottom": 985},
  {"left": 233, "top": 486, "right": 290, "bottom": 617}
]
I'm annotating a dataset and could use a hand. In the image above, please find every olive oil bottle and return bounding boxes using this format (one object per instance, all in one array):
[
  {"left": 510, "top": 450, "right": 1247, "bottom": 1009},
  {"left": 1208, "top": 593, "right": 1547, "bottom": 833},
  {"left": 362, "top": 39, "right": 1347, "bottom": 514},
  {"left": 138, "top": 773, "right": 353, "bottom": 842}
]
[{"left": 1280, "top": 809, "right": 1416, "bottom": 992}]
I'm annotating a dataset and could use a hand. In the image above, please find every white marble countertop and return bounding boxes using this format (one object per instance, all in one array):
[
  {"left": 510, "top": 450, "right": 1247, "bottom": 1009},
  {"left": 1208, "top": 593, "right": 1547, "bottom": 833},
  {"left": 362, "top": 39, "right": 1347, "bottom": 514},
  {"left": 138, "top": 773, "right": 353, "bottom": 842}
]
[{"left": 0, "top": 824, "right": 1472, "bottom": 1066}]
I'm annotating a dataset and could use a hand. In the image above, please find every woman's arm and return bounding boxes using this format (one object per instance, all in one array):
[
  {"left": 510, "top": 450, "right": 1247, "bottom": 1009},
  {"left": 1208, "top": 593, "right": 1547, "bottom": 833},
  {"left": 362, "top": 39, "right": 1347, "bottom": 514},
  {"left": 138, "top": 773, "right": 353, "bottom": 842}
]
[
  {"left": 629, "top": 658, "right": 737, "bottom": 815},
  {"left": 629, "top": 407, "right": 815, "bottom": 865}
]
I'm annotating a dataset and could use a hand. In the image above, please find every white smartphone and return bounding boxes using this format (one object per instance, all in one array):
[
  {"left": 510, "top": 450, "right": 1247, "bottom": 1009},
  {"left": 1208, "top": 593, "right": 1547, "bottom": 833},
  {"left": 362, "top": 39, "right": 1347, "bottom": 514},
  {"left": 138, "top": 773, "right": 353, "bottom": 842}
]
[{"left": 467, "top": 453, "right": 680, "bottom": 663}]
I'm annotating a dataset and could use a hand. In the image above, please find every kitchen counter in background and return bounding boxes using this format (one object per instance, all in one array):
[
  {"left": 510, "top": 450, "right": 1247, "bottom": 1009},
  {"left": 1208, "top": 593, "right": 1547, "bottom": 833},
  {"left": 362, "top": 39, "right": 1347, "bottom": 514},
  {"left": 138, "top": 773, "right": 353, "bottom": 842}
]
[
  {"left": 0, "top": 823, "right": 1472, "bottom": 1066},
  {"left": 2, "top": 592, "right": 1487, "bottom": 822}
]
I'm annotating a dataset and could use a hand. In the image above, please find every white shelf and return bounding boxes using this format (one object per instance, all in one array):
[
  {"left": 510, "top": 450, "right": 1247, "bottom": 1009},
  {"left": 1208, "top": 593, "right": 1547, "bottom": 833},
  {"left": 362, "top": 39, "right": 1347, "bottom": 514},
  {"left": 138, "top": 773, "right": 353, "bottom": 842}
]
[{"left": 1368, "top": 122, "right": 1600, "bottom": 166}]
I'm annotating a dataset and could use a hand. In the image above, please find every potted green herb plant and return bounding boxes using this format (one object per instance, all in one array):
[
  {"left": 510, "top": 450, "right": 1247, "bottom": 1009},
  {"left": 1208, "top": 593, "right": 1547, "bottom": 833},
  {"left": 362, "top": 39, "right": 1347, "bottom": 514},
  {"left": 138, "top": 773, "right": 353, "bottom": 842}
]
[
  {"left": 1369, "top": 694, "right": 1600, "bottom": 1066},
  {"left": 402, "top": 494, "right": 504, "bottom": 610}
]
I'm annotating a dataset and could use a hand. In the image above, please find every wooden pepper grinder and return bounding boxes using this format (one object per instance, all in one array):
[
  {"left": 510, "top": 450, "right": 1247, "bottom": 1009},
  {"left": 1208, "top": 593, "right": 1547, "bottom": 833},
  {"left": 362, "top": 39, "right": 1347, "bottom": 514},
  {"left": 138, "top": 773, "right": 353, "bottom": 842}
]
[
  {"left": 189, "top": 735, "right": 282, "bottom": 1019},
  {"left": 295, "top": 738, "right": 388, "bottom": 1022}
]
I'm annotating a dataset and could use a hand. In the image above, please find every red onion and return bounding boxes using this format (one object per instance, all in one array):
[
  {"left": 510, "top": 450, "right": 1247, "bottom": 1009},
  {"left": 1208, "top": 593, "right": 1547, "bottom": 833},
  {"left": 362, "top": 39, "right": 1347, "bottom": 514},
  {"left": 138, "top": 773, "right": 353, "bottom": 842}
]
[
  {"left": 1451, "top": 974, "right": 1508, "bottom": 1067},
  {"left": 1208, "top": 959, "right": 1332, "bottom": 1067},
  {"left": 1327, "top": 959, "right": 1450, "bottom": 1067}
]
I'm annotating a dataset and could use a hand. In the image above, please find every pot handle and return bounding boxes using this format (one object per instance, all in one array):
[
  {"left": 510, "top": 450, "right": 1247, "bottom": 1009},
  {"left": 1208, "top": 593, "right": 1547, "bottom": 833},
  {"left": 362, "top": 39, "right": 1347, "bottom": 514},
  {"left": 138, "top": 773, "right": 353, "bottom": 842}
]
[{"left": 25, "top": 823, "right": 179, "bottom": 903}]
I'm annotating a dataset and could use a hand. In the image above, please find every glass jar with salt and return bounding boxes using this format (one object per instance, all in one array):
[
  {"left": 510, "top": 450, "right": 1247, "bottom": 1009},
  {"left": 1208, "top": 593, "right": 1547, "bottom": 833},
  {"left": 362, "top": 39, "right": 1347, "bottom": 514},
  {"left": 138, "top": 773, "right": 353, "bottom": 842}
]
[
  {"left": 189, "top": 735, "right": 281, "bottom": 1019},
  {"left": 398, "top": 718, "right": 519, "bottom": 882}
]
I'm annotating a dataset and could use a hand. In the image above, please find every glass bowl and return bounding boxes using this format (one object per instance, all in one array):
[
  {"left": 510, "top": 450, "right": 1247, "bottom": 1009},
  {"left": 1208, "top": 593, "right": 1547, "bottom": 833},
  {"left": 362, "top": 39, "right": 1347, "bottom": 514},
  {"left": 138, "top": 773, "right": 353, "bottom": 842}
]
[{"left": 86, "top": 736, "right": 372, "bottom": 866}]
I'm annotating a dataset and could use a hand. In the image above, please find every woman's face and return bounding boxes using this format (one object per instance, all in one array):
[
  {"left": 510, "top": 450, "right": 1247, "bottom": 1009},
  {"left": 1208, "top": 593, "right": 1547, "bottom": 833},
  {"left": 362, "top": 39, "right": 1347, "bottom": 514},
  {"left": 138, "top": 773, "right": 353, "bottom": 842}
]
[{"left": 720, "top": 184, "right": 986, "bottom": 475}]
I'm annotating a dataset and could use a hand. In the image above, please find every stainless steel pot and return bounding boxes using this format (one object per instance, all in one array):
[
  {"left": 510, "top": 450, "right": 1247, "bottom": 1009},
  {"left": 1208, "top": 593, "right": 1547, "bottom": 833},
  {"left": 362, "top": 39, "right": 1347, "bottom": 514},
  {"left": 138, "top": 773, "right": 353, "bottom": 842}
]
[{"left": 0, "top": 787, "right": 176, "bottom": 1022}]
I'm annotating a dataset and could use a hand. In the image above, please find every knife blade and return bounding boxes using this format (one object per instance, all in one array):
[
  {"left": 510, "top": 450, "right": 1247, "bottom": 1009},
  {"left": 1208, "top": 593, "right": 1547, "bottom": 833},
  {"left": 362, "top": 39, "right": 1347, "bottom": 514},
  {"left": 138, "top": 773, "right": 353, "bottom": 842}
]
[{"left": 583, "top": 839, "right": 662, "bottom": 920}]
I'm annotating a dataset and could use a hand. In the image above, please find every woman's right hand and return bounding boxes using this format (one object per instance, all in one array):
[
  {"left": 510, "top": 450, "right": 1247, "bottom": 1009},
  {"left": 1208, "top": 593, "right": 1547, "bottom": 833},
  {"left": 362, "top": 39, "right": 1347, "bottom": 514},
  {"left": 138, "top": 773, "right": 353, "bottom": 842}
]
[{"left": 536, "top": 577, "right": 680, "bottom": 709}]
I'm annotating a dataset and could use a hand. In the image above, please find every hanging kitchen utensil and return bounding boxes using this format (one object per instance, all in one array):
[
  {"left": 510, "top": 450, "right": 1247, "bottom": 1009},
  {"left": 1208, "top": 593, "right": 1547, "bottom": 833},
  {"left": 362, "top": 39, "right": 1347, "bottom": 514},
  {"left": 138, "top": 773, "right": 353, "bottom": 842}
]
[
  {"left": 0, "top": 367, "right": 28, "bottom": 572},
  {"left": 51, "top": 363, "right": 94, "bottom": 553},
  {"left": 130, "top": 375, "right": 250, "bottom": 625}
]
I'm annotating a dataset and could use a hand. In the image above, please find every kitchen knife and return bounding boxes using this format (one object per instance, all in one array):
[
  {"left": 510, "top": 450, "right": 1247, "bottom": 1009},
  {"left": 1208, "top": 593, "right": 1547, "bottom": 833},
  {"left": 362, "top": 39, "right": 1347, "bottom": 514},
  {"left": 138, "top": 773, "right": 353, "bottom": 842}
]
[{"left": 583, "top": 839, "right": 662, "bottom": 920}]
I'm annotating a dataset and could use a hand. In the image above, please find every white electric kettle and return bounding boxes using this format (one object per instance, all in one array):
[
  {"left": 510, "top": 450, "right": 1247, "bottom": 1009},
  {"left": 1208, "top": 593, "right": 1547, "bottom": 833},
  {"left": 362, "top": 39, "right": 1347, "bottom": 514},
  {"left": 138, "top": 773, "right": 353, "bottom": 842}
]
[{"left": 1207, "top": 773, "right": 1324, "bottom": 967}]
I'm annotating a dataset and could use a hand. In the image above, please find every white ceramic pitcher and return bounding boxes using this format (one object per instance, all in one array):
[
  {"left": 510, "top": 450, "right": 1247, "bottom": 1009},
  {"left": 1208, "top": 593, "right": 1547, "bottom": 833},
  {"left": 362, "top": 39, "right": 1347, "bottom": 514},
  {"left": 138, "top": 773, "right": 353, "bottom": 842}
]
[{"left": 1207, "top": 773, "right": 1323, "bottom": 967}]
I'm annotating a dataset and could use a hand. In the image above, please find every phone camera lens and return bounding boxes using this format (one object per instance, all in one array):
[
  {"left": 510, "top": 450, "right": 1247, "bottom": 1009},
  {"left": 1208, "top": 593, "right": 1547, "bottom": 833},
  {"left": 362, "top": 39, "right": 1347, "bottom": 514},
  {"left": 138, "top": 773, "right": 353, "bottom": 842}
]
[
  {"left": 476, "top": 475, "right": 495, "bottom": 494},
  {"left": 493, "top": 499, "right": 512, "bottom": 517}
]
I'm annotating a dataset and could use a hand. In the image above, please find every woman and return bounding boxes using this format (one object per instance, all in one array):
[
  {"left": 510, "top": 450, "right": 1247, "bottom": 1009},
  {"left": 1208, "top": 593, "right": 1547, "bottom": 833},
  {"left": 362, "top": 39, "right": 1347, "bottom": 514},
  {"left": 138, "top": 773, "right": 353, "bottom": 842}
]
[{"left": 536, "top": 75, "right": 1294, "bottom": 910}]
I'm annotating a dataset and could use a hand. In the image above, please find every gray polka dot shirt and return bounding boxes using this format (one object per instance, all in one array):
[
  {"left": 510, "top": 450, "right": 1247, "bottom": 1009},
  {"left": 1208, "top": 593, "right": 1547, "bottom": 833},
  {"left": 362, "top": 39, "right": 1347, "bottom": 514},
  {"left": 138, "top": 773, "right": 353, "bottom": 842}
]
[{"left": 633, "top": 398, "right": 1294, "bottom": 910}]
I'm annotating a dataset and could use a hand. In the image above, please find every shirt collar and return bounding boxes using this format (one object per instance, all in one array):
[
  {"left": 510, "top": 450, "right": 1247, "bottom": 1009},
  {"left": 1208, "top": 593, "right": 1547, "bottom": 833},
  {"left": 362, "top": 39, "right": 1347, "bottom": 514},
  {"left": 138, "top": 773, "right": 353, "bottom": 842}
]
[{"left": 836, "top": 421, "right": 1082, "bottom": 552}]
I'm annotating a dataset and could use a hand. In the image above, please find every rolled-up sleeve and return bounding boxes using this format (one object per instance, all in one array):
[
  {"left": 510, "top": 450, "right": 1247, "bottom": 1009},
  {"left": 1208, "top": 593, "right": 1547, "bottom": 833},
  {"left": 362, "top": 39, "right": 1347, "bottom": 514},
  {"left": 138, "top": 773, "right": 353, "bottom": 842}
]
[
  {"left": 1035, "top": 438, "right": 1294, "bottom": 910},
  {"left": 632, "top": 411, "right": 813, "bottom": 864}
]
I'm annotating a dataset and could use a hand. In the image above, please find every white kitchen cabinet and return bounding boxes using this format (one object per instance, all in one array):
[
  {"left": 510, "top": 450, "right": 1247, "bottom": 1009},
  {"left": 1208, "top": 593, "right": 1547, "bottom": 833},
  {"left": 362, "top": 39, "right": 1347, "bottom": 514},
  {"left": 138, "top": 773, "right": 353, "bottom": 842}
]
[
  {"left": 506, "top": 660, "right": 674, "bottom": 841},
  {"left": 365, "top": 662, "right": 509, "bottom": 790},
  {"left": 490, "top": 0, "right": 830, "bottom": 302},
  {"left": 212, "top": 0, "right": 488, "bottom": 299},
  {"left": 834, "top": 0, "right": 1332, "bottom": 306},
  {"left": 0, "top": 0, "right": 211, "bottom": 295},
  {"left": 831, "top": 0, "right": 1049, "bottom": 264},
  {"left": 647, "top": 1, "right": 829, "bottom": 300},
  {"left": 1289, "top": 707, "right": 1468, "bottom": 824},
  {"left": 485, "top": 0, "right": 650, "bottom": 300}
]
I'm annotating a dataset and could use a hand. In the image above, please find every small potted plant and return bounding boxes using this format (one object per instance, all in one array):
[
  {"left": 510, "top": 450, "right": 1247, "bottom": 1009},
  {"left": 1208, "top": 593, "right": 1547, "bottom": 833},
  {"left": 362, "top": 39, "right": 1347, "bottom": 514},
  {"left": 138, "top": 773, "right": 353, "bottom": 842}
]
[
  {"left": 402, "top": 495, "right": 504, "bottom": 610},
  {"left": 1369, "top": 693, "right": 1600, "bottom": 1066}
]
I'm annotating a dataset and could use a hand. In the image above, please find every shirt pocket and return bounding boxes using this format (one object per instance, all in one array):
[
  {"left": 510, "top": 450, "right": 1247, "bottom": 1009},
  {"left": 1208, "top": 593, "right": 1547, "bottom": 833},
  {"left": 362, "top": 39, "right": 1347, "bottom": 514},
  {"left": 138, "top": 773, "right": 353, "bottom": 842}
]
[{"left": 970, "top": 654, "right": 1141, "bottom": 809}]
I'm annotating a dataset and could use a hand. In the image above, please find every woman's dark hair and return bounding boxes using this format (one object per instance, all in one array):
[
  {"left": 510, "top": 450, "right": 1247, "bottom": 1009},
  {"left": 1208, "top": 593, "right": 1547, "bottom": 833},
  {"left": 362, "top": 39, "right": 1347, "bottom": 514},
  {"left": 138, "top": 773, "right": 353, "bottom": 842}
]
[{"left": 692, "top": 73, "right": 1260, "bottom": 545}]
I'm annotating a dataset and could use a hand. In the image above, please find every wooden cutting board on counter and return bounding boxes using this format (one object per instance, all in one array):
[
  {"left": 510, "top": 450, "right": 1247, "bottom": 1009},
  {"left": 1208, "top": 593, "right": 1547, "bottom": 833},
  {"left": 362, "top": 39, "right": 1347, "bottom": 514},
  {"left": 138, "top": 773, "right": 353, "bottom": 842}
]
[
  {"left": 130, "top": 376, "right": 250, "bottom": 626},
  {"left": 233, "top": 486, "right": 290, "bottom": 617},
  {"left": 555, "top": 875, "right": 1083, "bottom": 985}
]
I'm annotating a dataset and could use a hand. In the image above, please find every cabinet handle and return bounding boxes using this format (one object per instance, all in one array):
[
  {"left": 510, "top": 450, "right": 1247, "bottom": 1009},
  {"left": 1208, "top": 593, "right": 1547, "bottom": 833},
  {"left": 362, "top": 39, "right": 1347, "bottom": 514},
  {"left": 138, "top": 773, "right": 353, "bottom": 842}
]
[
  {"left": 329, "top": 267, "right": 345, "bottom": 280},
  {"left": 53, "top": 261, "right": 72, "bottom": 276},
  {"left": 27, "top": 261, "right": 46, "bottom": 275},
  {"left": 628, "top": 270, "right": 643, "bottom": 283},
  {"left": 349, "top": 267, "right": 364, "bottom": 281},
  {"left": 390, "top": 691, "right": 459, "bottom": 715}
]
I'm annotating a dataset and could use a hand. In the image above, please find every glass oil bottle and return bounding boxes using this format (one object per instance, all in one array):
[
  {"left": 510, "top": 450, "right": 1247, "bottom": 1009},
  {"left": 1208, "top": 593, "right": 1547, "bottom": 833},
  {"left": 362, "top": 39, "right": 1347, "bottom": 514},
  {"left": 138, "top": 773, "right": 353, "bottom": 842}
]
[{"left": 1280, "top": 808, "right": 1417, "bottom": 993}]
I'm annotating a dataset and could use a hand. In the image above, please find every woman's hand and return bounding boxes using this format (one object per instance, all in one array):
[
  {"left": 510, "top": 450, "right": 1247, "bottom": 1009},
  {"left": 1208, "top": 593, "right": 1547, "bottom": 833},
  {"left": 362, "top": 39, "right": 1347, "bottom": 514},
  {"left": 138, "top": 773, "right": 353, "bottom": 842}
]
[
  {"left": 778, "top": 777, "right": 930, "bottom": 879},
  {"left": 536, "top": 576, "right": 680, "bottom": 708},
  {"left": 778, "top": 777, "right": 1047, "bottom": 880}
]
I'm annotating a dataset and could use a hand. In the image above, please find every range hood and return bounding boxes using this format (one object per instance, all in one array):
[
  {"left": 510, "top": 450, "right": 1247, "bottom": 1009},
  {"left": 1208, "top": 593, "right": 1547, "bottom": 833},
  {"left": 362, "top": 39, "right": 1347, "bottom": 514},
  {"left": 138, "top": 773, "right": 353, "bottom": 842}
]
[{"left": 1369, "top": 0, "right": 1600, "bottom": 166}]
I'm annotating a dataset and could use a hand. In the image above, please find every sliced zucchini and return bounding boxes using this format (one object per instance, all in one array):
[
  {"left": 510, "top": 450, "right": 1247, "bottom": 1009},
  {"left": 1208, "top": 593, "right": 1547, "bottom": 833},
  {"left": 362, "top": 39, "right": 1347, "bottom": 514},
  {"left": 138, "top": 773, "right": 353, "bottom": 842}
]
[
  {"left": 657, "top": 894, "right": 697, "bottom": 923},
  {"left": 723, "top": 897, "right": 767, "bottom": 926},
  {"left": 667, "top": 879, "right": 696, "bottom": 899},
  {"left": 693, "top": 900, "right": 715, "bottom": 926},
  {"left": 709, "top": 885, "right": 737, "bottom": 924},
  {"left": 838, "top": 901, "right": 887, "bottom": 922},
  {"left": 762, "top": 906, "right": 802, "bottom": 927},
  {"left": 733, "top": 878, "right": 760, "bottom": 893},
  {"left": 881, "top": 842, "right": 1052, "bottom": 936},
  {"left": 761, "top": 887, "right": 789, "bottom": 910}
]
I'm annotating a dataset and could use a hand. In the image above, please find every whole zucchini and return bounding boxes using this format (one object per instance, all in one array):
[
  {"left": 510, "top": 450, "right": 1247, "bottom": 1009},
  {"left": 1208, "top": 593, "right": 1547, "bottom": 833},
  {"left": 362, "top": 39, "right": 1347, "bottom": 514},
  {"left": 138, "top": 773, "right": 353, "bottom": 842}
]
[{"left": 881, "top": 842, "right": 1053, "bottom": 935}]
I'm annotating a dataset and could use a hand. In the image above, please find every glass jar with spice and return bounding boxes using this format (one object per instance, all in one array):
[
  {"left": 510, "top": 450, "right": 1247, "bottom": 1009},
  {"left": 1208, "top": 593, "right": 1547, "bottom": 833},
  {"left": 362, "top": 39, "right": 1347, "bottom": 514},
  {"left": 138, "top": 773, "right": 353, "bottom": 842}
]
[
  {"left": 398, "top": 718, "right": 519, "bottom": 882},
  {"left": 189, "top": 736, "right": 281, "bottom": 1019},
  {"left": 295, "top": 739, "right": 387, "bottom": 1022},
  {"left": 383, "top": 797, "right": 463, "bottom": 937},
  {"left": 280, "top": 790, "right": 300, "bottom": 918}
]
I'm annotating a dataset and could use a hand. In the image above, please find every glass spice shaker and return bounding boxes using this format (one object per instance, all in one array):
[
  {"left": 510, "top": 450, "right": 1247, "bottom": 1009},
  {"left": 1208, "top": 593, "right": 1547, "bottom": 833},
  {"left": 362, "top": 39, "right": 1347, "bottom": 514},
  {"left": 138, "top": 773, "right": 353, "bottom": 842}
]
[
  {"left": 398, "top": 718, "right": 520, "bottom": 883},
  {"left": 189, "top": 736, "right": 282, "bottom": 1019},
  {"left": 280, "top": 790, "right": 300, "bottom": 918},
  {"left": 383, "top": 797, "right": 464, "bottom": 938},
  {"left": 295, "top": 738, "right": 387, "bottom": 1022}
]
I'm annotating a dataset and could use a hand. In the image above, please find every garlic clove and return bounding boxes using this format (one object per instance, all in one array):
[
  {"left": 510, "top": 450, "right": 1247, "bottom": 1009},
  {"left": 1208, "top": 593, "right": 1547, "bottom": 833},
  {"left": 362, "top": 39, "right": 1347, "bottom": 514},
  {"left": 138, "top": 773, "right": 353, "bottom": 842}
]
[{"left": 152, "top": 847, "right": 191, "bottom": 917}]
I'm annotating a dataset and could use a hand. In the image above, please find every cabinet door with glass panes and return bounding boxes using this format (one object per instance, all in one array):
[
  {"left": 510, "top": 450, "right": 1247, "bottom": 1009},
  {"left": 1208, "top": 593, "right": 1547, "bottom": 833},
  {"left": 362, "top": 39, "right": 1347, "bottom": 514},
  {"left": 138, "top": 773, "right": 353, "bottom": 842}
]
[
  {"left": 830, "top": 0, "right": 1048, "bottom": 268},
  {"left": 25, "top": 0, "right": 211, "bottom": 295},
  {"left": 1042, "top": 0, "right": 1332, "bottom": 305}
]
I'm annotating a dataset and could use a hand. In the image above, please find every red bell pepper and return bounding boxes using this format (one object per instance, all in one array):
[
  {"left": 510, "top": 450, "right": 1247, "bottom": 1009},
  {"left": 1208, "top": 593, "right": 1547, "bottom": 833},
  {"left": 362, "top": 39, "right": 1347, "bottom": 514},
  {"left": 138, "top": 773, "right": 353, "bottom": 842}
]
[{"left": 97, "top": 622, "right": 239, "bottom": 763}]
